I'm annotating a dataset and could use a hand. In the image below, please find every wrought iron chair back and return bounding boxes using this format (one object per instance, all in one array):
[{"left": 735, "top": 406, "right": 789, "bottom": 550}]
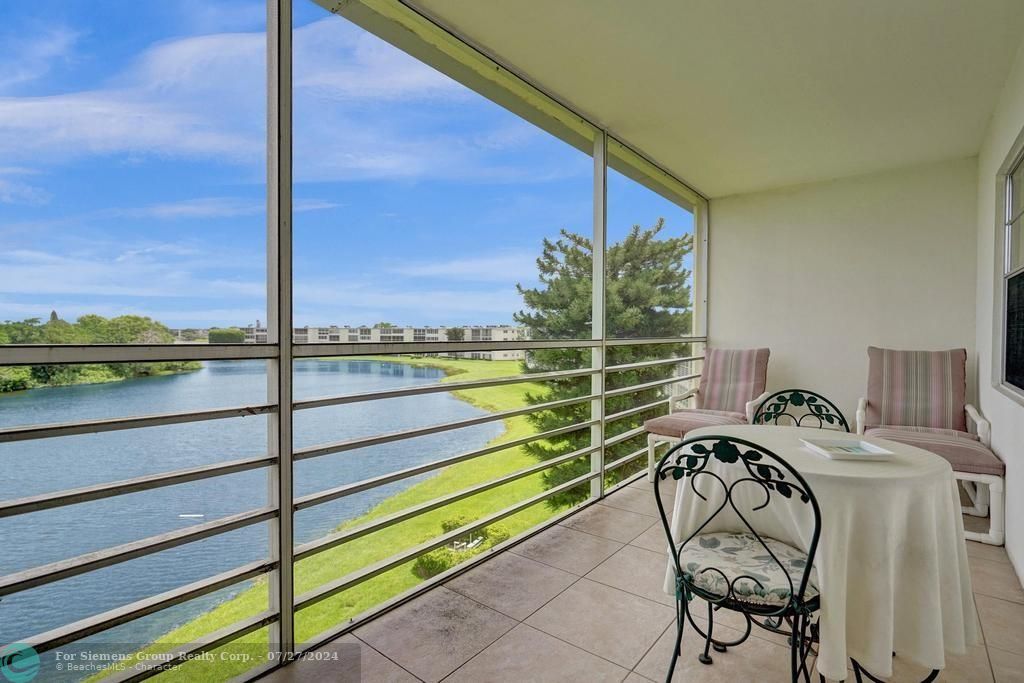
[
  {"left": 654, "top": 435, "right": 822, "bottom": 616},
  {"left": 753, "top": 389, "right": 850, "bottom": 432}
]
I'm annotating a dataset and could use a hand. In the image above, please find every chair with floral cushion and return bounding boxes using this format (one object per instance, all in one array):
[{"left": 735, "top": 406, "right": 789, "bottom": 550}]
[
  {"left": 654, "top": 434, "right": 821, "bottom": 682},
  {"left": 644, "top": 348, "right": 771, "bottom": 481},
  {"left": 856, "top": 346, "right": 1005, "bottom": 545}
]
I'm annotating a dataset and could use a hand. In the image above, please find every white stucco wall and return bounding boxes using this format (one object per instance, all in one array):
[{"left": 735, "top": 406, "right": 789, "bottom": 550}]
[
  {"left": 976, "top": 39, "right": 1024, "bottom": 571},
  {"left": 707, "top": 157, "right": 978, "bottom": 430}
]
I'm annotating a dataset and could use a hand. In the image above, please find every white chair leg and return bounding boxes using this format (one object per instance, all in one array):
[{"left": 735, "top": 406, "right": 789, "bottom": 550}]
[
  {"left": 648, "top": 435, "right": 658, "bottom": 482},
  {"left": 961, "top": 480, "right": 989, "bottom": 517},
  {"left": 961, "top": 475, "right": 1005, "bottom": 546},
  {"left": 988, "top": 480, "right": 1005, "bottom": 546}
]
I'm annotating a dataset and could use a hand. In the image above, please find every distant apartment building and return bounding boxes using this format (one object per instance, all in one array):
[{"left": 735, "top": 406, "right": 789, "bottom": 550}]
[{"left": 240, "top": 323, "right": 528, "bottom": 361}]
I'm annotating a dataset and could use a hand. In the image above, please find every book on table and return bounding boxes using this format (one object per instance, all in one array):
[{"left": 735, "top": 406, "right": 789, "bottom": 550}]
[{"left": 800, "top": 438, "right": 894, "bottom": 461}]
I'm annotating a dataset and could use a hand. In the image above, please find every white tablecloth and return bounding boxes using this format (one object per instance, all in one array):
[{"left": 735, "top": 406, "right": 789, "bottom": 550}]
[{"left": 662, "top": 425, "right": 979, "bottom": 680}]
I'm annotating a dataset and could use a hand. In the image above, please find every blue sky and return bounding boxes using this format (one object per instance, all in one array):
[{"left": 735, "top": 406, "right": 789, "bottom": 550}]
[{"left": 0, "top": 0, "right": 692, "bottom": 329}]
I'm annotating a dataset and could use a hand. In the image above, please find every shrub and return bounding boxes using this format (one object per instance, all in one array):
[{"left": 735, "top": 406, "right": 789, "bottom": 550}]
[
  {"left": 0, "top": 367, "right": 35, "bottom": 392},
  {"left": 412, "top": 547, "right": 462, "bottom": 579},
  {"left": 208, "top": 327, "right": 246, "bottom": 343}
]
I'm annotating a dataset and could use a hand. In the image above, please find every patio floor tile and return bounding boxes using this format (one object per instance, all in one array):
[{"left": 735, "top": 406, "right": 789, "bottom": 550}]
[
  {"left": 989, "top": 646, "right": 1024, "bottom": 682},
  {"left": 509, "top": 524, "right": 623, "bottom": 575},
  {"left": 976, "top": 594, "right": 1024, "bottom": 655},
  {"left": 971, "top": 557, "right": 1024, "bottom": 604},
  {"left": 445, "top": 623, "right": 628, "bottom": 682},
  {"left": 634, "top": 619, "right": 792, "bottom": 682},
  {"left": 525, "top": 578, "right": 674, "bottom": 668},
  {"left": 597, "top": 484, "right": 669, "bottom": 518},
  {"left": 260, "top": 634, "right": 418, "bottom": 683},
  {"left": 354, "top": 586, "right": 515, "bottom": 682},
  {"left": 586, "top": 543, "right": 674, "bottom": 606},
  {"left": 966, "top": 540, "right": 1012, "bottom": 565},
  {"left": 445, "top": 550, "right": 577, "bottom": 620},
  {"left": 559, "top": 502, "right": 659, "bottom": 543}
]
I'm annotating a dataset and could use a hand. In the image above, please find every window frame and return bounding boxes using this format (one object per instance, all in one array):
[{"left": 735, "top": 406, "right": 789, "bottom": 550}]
[{"left": 996, "top": 132, "right": 1024, "bottom": 404}]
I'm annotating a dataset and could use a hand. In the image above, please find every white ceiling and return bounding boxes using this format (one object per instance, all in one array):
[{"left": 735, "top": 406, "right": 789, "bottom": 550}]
[{"left": 410, "top": 0, "right": 1024, "bottom": 197}]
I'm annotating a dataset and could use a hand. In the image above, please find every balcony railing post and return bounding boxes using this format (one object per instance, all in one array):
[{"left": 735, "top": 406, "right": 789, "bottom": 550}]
[
  {"left": 267, "top": 0, "right": 294, "bottom": 663},
  {"left": 591, "top": 131, "right": 607, "bottom": 499}
]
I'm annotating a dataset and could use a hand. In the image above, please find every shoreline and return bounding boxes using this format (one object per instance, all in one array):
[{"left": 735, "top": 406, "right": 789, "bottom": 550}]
[{"left": 0, "top": 362, "right": 202, "bottom": 395}]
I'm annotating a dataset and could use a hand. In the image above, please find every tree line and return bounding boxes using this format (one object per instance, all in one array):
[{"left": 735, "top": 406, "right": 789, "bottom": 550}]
[{"left": 0, "top": 314, "right": 200, "bottom": 392}]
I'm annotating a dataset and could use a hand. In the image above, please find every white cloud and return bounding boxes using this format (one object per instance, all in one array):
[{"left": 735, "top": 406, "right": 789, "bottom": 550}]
[
  {"left": 389, "top": 252, "right": 537, "bottom": 282},
  {"left": 0, "top": 177, "right": 51, "bottom": 205},
  {"left": 0, "top": 248, "right": 263, "bottom": 300},
  {"left": 0, "top": 27, "right": 79, "bottom": 92},
  {"left": 113, "top": 197, "right": 264, "bottom": 219},
  {"left": 0, "top": 15, "right": 568, "bottom": 184},
  {"left": 293, "top": 19, "right": 461, "bottom": 101}
]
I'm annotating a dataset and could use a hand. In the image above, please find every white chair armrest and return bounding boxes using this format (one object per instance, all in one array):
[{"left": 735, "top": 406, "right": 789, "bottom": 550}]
[
  {"left": 670, "top": 386, "right": 698, "bottom": 411},
  {"left": 965, "top": 404, "right": 991, "bottom": 447},
  {"left": 746, "top": 391, "right": 771, "bottom": 423},
  {"left": 856, "top": 398, "right": 868, "bottom": 435}
]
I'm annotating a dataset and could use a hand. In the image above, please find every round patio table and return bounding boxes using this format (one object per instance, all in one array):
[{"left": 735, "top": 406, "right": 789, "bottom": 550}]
[{"left": 661, "top": 424, "right": 979, "bottom": 681}]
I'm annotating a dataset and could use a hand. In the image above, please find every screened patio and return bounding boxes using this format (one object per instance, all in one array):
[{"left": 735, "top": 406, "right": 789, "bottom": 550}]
[{"left": 1, "top": 1, "right": 1023, "bottom": 682}]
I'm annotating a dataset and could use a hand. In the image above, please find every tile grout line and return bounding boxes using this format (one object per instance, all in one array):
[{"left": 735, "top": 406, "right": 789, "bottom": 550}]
[
  {"left": 522, "top": 575, "right": 679, "bottom": 670},
  {"left": 969, "top": 592, "right": 997, "bottom": 682},
  {"left": 441, "top": 573, "right": 638, "bottom": 679},
  {"left": 352, "top": 633, "right": 426, "bottom": 682},
  {"left": 630, "top": 620, "right": 674, "bottom": 679}
]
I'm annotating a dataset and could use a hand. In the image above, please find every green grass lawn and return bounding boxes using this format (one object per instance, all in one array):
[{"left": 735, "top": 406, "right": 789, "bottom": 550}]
[{"left": 98, "top": 355, "right": 583, "bottom": 681}]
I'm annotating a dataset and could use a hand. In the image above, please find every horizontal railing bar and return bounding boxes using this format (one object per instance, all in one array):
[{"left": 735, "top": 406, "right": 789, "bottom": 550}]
[
  {"left": 293, "top": 419, "right": 597, "bottom": 512},
  {"left": 0, "top": 338, "right": 705, "bottom": 366},
  {"left": 294, "top": 393, "right": 598, "bottom": 461},
  {"left": 294, "top": 470, "right": 597, "bottom": 610},
  {"left": 292, "top": 339, "right": 602, "bottom": 357},
  {"left": 603, "top": 337, "right": 705, "bottom": 347},
  {"left": 0, "top": 507, "right": 277, "bottom": 597},
  {"left": 111, "top": 610, "right": 280, "bottom": 683},
  {"left": 0, "top": 403, "right": 276, "bottom": 444},
  {"left": 0, "top": 455, "right": 277, "bottom": 518},
  {"left": 295, "top": 444, "right": 598, "bottom": 561},
  {"left": 604, "top": 425, "right": 648, "bottom": 448},
  {"left": 604, "top": 446, "right": 648, "bottom": 472},
  {"left": 605, "top": 355, "right": 703, "bottom": 373},
  {"left": 604, "top": 397, "right": 672, "bottom": 424},
  {"left": 294, "top": 367, "right": 597, "bottom": 410},
  {"left": 604, "top": 373, "right": 699, "bottom": 398},
  {"left": 0, "top": 344, "right": 276, "bottom": 366},
  {"left": 25, "top": 559, "right": 275, "bottom": 654}
]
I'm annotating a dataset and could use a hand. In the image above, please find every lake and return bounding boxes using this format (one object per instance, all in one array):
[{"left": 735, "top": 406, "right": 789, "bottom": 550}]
[{"left": 0, "top": 359, "right": 503, "bottom": 678}]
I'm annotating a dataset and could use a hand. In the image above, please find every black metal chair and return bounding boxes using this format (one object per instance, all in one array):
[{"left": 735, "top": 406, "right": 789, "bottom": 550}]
[
  {"left": 653, "top": 435, "right": 822, "bottom": 682},
  {"left": 753, "top": 389, "right": 850, "bottom": 432}
]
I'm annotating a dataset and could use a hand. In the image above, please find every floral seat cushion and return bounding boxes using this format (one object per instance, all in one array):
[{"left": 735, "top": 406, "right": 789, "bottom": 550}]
[{"left": 679, "top": 531, "right": 818, "bottom": 607}]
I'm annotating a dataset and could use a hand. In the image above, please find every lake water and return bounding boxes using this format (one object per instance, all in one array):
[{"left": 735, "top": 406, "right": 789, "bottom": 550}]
[{"left": 0, "top": 359, "right": 503, "bottom": 678}]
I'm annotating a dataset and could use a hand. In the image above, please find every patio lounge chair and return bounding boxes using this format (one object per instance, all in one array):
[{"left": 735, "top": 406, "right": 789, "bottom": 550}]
[
  {"left": 856, "top": 346, "right": 1005, "bottom": 545},
  {"left": 644, "top": 347, "right": 770, "bottom": 481}
]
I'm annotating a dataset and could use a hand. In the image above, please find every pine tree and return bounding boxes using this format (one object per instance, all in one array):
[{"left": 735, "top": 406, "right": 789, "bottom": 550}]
[{"left": 515, "top": 219, "right": 693, "bottom": 505}]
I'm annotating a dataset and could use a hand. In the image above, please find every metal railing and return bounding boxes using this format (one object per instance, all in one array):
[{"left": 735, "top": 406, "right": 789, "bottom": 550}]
[{"left": 0, "top": 337, "right": 703, "bottom": 676}]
